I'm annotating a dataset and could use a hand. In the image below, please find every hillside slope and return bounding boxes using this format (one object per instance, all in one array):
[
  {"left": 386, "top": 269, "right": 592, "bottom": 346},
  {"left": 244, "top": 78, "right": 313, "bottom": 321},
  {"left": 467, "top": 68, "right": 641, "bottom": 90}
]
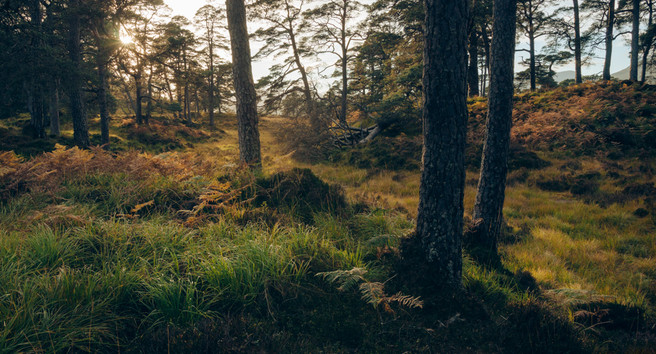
[{"left": 0, "top": 82, "right": 655, "bottom": 352}]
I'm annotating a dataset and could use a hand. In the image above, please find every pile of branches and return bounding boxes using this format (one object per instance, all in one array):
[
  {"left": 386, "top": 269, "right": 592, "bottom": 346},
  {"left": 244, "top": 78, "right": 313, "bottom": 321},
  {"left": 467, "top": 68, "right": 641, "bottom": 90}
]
[{"left": 328, "top": 124, "right": 382, "bottom": 147}]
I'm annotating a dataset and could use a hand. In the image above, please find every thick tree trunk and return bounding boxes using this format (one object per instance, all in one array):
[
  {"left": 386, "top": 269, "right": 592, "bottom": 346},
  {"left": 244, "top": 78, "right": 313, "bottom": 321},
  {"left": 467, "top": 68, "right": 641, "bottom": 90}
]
[
  {"left": 472, "top": 0, "right": 517, "bottom": 257},
  {"left": 49, "top": 81, "right": 60, "bottom": 137},
  {"left": 468, "top": 30, "right": 480, "bottom": 96},
  {"left": 413, "top": 0, "right": 468, "bottom": 287},
  {"left": 98, "top": 59, "right": 110, "bottom": 146},
  {"left": 66, "top": 0, "right": 89, "bottom": 148},
  {"left": 603, "top": 0, "right": 615, "bottom": 80},
  {"left": 226, "top": 0, "right": 262, "bottom": 167},
  {"left": 631, "top": 0, "right": 640, "bottom": 81},
  {"left": 573, "top": 0, "right": 582, "bottom": 84}
]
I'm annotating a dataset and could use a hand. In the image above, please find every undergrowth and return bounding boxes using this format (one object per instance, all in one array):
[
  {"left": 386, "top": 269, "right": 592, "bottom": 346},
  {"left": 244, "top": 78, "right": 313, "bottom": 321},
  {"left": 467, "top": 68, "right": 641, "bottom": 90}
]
[{"left": 1, "top": 82, "right": 656, "bottom": 351}]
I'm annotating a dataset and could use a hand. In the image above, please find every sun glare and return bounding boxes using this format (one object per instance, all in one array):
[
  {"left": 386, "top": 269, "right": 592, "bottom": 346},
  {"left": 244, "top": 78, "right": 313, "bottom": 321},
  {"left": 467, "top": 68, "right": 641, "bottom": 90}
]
[{"left": 119, "top": 29, "right": 133, "bottom": 45}]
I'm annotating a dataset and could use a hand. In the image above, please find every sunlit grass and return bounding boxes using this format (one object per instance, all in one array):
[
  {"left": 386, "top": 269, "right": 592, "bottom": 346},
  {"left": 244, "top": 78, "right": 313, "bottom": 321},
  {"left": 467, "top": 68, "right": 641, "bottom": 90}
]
[{"left": 2, "top": 99, "right": 656, "bottom": 350}]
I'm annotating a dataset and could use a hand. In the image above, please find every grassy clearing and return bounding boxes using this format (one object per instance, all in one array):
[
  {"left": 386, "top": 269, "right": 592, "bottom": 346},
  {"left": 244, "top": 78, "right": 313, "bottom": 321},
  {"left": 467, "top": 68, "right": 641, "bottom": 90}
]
[{"left": 1, "top": 83, "right": 655, "bottom": 351}]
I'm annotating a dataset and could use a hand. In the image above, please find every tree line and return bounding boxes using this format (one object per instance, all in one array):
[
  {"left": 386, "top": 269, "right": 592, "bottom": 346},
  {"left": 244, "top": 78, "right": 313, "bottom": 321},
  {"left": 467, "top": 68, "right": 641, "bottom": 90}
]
[
  {"left": 0, "top": 0, "right": 648, "bottom": 291},
  {"left": 1, "top": 0, "right": 650, "bottom": 151},
  {"left": 0, "top": 0, "right": 233, "bottom": 147}
]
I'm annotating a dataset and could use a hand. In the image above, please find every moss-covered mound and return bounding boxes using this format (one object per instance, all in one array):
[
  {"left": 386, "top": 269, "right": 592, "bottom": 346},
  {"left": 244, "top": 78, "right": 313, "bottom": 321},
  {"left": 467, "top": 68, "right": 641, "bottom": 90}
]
[{"left": 254, "top": 168, "right": 348, "bottom": 223}]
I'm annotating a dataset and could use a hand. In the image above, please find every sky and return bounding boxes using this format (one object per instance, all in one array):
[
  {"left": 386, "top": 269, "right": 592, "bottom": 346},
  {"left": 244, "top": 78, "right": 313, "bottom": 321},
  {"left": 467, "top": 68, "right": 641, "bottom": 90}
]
[{"left": 164, "top": 0, "right": 633, "bottom": 80}]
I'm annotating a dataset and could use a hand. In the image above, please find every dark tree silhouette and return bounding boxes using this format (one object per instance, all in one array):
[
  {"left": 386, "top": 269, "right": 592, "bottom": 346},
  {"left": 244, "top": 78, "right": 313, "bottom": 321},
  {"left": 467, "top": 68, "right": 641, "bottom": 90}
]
[
  {"left": 226, "top": 0, "right": 262, "bottom": 167},
  {"left": 413, "top": 0, "right": 469, "bottom": 286},
  {"left": 471, "top": 0, "right": 517, "bottom": 259},
  {"left": 630, "top": 0, "right": 639, "bottom": 81},
  {"left": 65, "top": 0, "right": 90, "bottom": 148},
  {"left": 603, "top": 0, "right": 615, "bottom": 80}
]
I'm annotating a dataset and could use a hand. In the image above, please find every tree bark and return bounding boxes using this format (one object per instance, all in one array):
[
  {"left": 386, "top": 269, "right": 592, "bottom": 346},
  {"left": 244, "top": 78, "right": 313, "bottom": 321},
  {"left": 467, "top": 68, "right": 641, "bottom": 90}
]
[
  {"left": 468, "top": 30, "right": 480, "bottom": 96},
  {"left": 603, "top": 0, "right": 615, "bottom": 80},
  {"left": 49, "top": 80, "right": 60, "bottom": 137},
  {"left": 641, "top": 2, "right": 653, "bottom": 83},
  {"left": 97, "top": 59, "right": 110, "bottom": 146},
  {"left": 481, "top": 26, "right": 491, "bottom": 96},
  {"left": 135, "top": 76, "right": 143, "bottom": 125},
  {"left": 27, "top": 0, "right": 46, "bottom": 139},
  {"left": 146, "top": 65, "right": 154, "bottom": 125},
  {"left": 573, "top": 0, "right": 582, "bottom": 84},
  {"left": 414, "top": 0, "right": 468, "bottom": 287},
  {"left": 529, "top": 24, "right": 536, "bottom": 90},
  {"left": 209, "top": 37, "right": 215, "bottom": 127},
  {"left": 26, "top": 82, "right": 47, "bottom": 139},
  {"left": 287, "top": 9, "right": 318, "bottom": 130},
  {"left": 226, "top": 0, "right": 262, "bottom": 168},
  {"left": 340, "top": 2, "right": 349, "bottom": 126},
  {"left": 631, "top": 0, "right": 640, "bottom": 81},
  {"left": 472, "top": 0, "right": 517, "bottom": 256},
  {"left": 66, "top": 0, "right": 89, "bottom": 148}
]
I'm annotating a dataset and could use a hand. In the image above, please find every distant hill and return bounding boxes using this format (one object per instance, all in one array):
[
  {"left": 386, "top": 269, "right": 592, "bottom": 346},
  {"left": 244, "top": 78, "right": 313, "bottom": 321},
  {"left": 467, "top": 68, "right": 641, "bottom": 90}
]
[
  {"left": 552, "top": 65, "right": 656, "bottom": 83},
  {"left": 554, "top": 70, "right": 575, "bottom": 82},
  {"left": 611, "top": 65, "right": 656, "bottom": 81}
]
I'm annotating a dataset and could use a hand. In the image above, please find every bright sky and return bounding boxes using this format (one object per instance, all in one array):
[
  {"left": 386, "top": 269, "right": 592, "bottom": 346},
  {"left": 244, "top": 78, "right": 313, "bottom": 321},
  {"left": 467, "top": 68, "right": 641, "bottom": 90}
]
[
  {"left": 164, "top": 0, "right": 209, "bottom": 21},
  {"left": 165, "top": 0, "right": 633, "bottom": 79}
]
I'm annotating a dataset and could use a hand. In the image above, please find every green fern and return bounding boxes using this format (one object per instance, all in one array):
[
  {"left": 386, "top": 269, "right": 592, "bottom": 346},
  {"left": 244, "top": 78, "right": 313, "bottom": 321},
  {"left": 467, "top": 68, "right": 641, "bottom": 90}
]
[
  {"left": 317, "top": 267, "right": 423, "bottom": 310},
  {"left": 316, "top": 267, "right": 367, "bottom": 292}
]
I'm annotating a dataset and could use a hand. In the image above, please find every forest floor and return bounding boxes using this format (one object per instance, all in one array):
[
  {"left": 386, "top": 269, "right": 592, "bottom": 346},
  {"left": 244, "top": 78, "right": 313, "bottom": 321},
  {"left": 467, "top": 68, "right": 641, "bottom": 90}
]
[{"left": 1, "top": 82, "right": 655, "bottom": 352}]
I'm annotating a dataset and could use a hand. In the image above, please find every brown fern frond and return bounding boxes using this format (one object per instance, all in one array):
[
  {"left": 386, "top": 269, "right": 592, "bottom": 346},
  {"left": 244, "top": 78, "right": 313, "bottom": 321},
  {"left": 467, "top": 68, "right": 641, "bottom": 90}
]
[{"left": 384, "top": 292, "right": 424, "bottom": 309}]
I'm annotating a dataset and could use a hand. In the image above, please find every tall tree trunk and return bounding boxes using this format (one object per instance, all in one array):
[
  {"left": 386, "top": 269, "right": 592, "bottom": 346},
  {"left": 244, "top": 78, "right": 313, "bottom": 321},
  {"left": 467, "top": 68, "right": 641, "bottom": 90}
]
[
  {"left": 146, "top": 66, "right": 154, "bottom": 125},
  {"left": 468, "top": 30, "right": 480, "bottom": 96},
  {"left": 340, "top": 1, "right": 349, "bottom": 126},
  {"left": 185, "top": 82, "right": 191, "bottom": 125},
  {"left": 26, "top": 82, "right": 47, "bottom": 139},
  {"left": 472, "top": 0, "right": 517, "bottom": 258},
  {"left": 135, "top": 77, "right": 143, "bottom": 125},
  {"left": 480, "top": 26, "right": 490, "bottom": 97},
  {"left": 66, "top": 0, "right": 89, "bottom": 148},
  {"left": 529, "top": 29, "right": 536, "bottom": 90},
  {"left": 164, "top": 72, "right": 177, "bottom": 118},
  {"left": 631, "top": 0, "right": 640, "bottom": 81},
  {"left": 193, "top": 88, "right": 198, "bottom": 118},
  {"left": 226, "top": 0, "right": 262, "bottom": 167},
  {"left": 573, "top": 0, "right": 582, "bottom": 83},
  {"left": 481, "top": 26, "right": 491, "bottom": 96},
  {"left": 97, "top": 58, "right": 110, "bottom": 146},
  {"left": 641, "top": 3, "right": 654, "bottom": 83},
  {"left": 176, "top": 70, "right": 183, "bottom": 121},
  {"left": 288, "top": 16, "right": 318, "bottom": 130},
  {"left": 413, "top": 0, "right": 468, "bottom": 287},
  {"left": 27, "top": 0, "right": 46, "bottom": 139},
  {"left": 603, "top": 0, "right": 615, "bottom": 80},
  {"left": 209, "top": 43, "right": 215, "bottom": 127},
  {"left": 340, "top": 46, "right": 348, "bottom": 125},
  {"left": 49, "top": 80, "right": 60, "bottom": 137}
]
